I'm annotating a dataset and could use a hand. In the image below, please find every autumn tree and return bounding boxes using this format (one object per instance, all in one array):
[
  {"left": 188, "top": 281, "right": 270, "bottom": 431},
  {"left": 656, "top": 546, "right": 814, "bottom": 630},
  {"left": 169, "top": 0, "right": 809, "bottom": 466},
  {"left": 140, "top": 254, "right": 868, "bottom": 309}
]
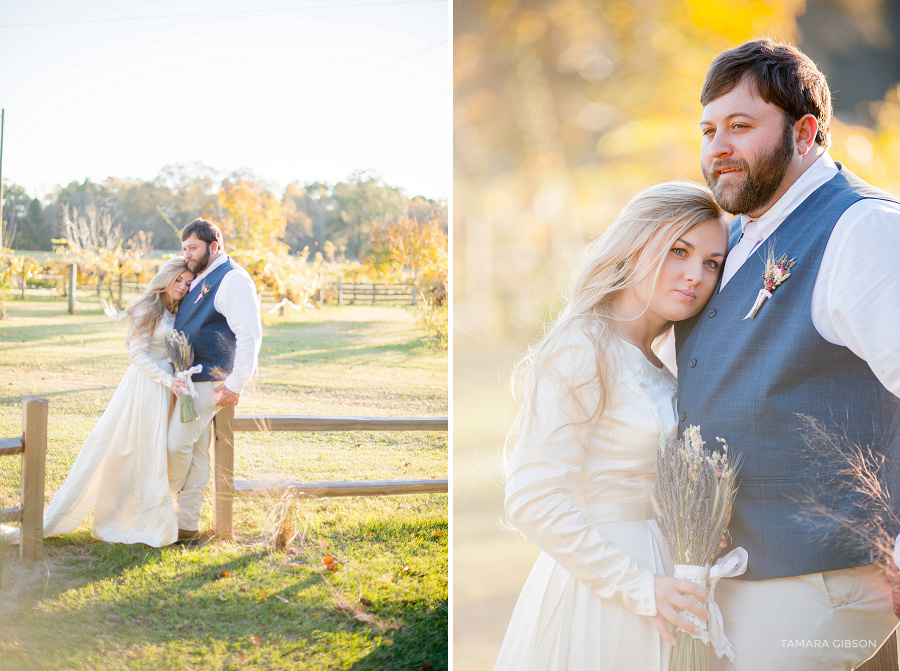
[
  {"left": 366, "top": 215, "right": 447, "bottom": 288},
  {"left": 209, "top": 177, "right": 288, "bottom": 254},
  {"left": 330, "top": 171, "right": 407, "bottom": 260}
]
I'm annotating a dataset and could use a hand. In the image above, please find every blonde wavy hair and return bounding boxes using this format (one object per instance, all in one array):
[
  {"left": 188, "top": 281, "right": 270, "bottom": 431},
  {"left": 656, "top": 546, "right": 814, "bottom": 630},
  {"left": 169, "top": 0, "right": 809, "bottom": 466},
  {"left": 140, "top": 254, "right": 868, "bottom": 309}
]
[
  {"left": 506, "top": 180, "right": 725, "bottom": 464},
  {"left": 123, "top": 258, "right": 192, "bottom": 343}
]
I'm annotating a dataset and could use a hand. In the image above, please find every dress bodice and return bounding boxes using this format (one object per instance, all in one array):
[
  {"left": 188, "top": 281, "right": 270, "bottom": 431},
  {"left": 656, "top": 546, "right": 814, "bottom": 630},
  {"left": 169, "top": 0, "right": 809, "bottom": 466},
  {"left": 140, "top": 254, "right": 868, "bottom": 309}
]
[
  {"left": 127, "top": 310, "right": 175, "bottom": 387},
  {"left": 503, "top": 329, "right": 677, "bottom": 618},
  {"left": 576, "top": 337, "right": 677, "bottom": 512},
  {"left": 147, "top": 311, "right": 175, "bottom": 360}
]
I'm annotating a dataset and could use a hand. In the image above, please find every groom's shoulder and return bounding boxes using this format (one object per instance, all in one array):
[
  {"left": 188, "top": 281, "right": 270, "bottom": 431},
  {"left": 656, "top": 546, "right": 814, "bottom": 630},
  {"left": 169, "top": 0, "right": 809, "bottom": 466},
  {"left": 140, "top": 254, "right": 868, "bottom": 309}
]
[{"left": 221, "top": 259, "right": 258, "bottom": 291}]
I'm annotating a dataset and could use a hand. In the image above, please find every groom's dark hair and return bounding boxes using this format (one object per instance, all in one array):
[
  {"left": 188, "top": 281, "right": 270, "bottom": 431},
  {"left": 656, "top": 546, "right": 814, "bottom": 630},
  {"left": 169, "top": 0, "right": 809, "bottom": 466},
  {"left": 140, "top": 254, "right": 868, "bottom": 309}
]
[
  {"left": 701, "top": 38, "right": 832, "bottom": 149},
  {"left": 182, "top": 219, "right": 224, "bottom": 248}
]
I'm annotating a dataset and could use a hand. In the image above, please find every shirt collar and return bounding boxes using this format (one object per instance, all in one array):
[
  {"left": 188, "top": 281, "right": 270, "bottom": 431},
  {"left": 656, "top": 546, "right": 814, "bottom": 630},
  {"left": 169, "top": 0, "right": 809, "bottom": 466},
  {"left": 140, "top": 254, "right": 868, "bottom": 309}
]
[
  {"left": 740, "top": 152, "right": 838, "bottom": 239},
  {"left": 191, "top": 253, "right": 229, "bottom": 286}
]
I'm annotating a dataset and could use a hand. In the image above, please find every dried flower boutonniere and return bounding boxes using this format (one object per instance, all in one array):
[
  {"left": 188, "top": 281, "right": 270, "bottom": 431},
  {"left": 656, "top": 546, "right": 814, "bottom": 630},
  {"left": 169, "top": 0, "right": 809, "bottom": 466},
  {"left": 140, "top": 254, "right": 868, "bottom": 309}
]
[
  {"left": 744, "top": 246, "right": 796, "bottom": 319},
  {"left": 193, "top": 282, "right": 211, "bottom": 304}
]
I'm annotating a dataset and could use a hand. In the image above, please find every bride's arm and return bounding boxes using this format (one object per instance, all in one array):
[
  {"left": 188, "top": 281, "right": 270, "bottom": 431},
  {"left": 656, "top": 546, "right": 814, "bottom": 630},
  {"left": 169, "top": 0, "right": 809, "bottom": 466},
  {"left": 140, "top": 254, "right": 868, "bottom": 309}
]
[
  {"left": 504, "top": 338, "right": 659, "bottom": 616},
  {"left": 127, "top": 328, "right": 175, "bottom": 389}
]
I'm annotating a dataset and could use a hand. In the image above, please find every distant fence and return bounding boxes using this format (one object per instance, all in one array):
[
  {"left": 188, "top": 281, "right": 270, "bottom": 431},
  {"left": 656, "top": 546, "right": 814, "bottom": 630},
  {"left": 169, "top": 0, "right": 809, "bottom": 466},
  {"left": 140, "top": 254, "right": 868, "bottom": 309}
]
[
  {"left": 210, "top": 406, "right": 448, "bottom": 538},
  {"left": 332, "top": 280, "right": 417, "bottom": 306},
  {"left": 20, "top": 271, "right": 419, "bottom": 309},
  {"left": 0, "top": 397, "right": 47, "bottom": 561}
]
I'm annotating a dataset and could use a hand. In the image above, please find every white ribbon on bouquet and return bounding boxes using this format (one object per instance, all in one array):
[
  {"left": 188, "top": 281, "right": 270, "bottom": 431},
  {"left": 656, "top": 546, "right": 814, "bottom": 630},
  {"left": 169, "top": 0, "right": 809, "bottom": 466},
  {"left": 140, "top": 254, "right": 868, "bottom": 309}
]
[
  {"left": 174, "top": 364, "right": 203, "bottom": 398},
  {"left": 673, "top": 546, "right": 749, "bottom": 661}
]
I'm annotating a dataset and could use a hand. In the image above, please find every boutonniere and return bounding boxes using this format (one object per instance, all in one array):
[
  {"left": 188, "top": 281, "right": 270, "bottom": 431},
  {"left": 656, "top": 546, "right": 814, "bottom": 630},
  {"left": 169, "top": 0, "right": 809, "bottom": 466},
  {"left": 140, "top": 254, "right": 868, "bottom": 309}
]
[
  {"left": 744, "top": 246, "right": 796, "bottom": 319},
  {"left": 193, "top": 282, "right": 210, "bottom": 304}
]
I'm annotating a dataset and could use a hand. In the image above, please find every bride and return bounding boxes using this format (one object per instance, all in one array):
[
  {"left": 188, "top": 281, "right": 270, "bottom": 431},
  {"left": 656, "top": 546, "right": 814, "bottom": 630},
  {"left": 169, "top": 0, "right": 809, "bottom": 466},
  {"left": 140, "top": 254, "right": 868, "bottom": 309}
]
[
  {"left": 3, "top": 258, "right": 194, "bottom": 547},
  {"left": 495, "top": 181, "right": 727, "bottom": 669}
]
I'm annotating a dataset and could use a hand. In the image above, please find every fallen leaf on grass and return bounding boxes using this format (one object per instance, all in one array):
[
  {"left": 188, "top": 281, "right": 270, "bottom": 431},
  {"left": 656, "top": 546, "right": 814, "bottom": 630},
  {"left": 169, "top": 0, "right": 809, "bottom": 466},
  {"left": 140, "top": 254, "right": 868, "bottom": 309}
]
[
  {"left": 213, "top": 571, "right": 231, "bottom": 580},
  {"left": 336, "top": 603, "right": 351, "bottom": 612},
  {"left": 274, "top": 595, "right": 290, "bottom": 604},
  {"left": 218, "top": 595, "right": 228, "bottom": 602},
  {"left": 241, "top": 585, "right": 250, "bottom": 592},
  {"left": 250, "top": 635, "right": 261, "bottom": 646},
  {"left": 360, "top": 597, "right": 373, "bottom": 607}
]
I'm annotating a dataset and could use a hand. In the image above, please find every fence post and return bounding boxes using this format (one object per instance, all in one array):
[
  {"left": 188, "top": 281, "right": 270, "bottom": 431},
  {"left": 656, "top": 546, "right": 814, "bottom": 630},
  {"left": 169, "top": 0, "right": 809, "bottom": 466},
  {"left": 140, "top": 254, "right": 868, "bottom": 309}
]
[
  {"left": 20, "top": 268, "right": 26, "bottom": 300},
  {"left": 337, "top": 278, "right": 343, "bottom": 305},
  {"left": 410, "top": 284, "right": 417, "bottom": 307},
  {"left": 372, "top": 282, "right": 376, "bottom": 305},
  {"left": 21, "top": 397, "right": 47, "bottom": 561},
  {"left": 212, "top": 405, "right": 235, "bottom": 539},
  {"left": 68, "top": 263, "right": 77, "bottom": 315}
]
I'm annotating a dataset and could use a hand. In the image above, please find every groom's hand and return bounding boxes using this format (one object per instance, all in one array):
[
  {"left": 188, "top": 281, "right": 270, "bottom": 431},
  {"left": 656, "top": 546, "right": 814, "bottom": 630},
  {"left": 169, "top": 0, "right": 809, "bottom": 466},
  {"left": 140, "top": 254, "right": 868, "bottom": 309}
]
[{"left": 214, "top": 383, "right": 240, "bottom": 407}]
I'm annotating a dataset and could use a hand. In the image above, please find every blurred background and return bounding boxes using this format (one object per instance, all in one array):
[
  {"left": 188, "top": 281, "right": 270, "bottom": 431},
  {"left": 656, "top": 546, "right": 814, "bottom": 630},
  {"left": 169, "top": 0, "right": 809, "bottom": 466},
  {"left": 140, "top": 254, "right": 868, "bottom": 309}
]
[{"left": 453, "top": 0, "right": 900, "bottom": 668}]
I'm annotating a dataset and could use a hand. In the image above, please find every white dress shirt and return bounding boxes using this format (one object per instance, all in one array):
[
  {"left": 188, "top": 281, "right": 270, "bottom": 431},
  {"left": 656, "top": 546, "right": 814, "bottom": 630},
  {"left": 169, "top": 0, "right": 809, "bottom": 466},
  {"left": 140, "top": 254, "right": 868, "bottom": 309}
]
[
  {"left": 719, "top": 152, "right": 900, "bottom": 399},
  {"left": 188, "top": 254, "right": 262, "bottom": 394}
]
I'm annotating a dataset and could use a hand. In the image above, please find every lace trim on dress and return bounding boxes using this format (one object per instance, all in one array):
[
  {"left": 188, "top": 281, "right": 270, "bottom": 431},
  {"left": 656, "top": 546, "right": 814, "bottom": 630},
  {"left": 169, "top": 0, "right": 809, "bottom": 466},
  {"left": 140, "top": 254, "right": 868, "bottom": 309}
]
[{"left": 613, "top": 338, "right": 677, "bottom": 394}]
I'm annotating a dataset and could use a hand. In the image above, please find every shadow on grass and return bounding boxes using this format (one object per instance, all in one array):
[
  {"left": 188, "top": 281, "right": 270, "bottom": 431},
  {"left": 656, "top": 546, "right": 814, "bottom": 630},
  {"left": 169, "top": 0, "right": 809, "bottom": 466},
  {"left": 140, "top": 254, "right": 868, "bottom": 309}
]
[
  {"left": 346, "top": 597, "right": 448, "bottom": 671},
  {"left": 261, "top": 320, "right": 434, "bottom": 365},
  {"left": 0, "top": 386, "right": 116, "bottom": 405},
  {"left": 0, "top": 321, "right": 118, "bottom": 347},
  {"left": 2, "top": 521, "right": 447, "bottom": 671}
]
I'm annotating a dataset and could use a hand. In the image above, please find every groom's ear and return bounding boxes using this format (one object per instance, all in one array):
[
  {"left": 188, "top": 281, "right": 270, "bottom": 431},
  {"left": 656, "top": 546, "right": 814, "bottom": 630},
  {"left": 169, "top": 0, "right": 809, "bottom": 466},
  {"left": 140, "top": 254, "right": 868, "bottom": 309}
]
[{"left": 209, "top": 240, "right": 219, "bottom": 255}]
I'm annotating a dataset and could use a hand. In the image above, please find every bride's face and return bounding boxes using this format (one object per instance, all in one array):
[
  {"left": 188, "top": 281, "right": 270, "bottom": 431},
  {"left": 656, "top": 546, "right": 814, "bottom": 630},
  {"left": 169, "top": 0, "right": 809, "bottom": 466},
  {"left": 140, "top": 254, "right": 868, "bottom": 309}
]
[
  {"left": 630, "top": 218, "right": 726, "bottom": 324},
  {"left": 165, "top": 270, "right": 196, "bottom": 305}
]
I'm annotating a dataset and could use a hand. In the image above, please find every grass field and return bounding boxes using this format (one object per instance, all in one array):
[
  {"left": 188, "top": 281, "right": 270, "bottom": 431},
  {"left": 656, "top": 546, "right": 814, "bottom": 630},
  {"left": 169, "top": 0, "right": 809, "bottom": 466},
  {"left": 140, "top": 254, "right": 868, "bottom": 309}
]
[{"left": 0, "top": 292, "right": 447, "bottom": 671}]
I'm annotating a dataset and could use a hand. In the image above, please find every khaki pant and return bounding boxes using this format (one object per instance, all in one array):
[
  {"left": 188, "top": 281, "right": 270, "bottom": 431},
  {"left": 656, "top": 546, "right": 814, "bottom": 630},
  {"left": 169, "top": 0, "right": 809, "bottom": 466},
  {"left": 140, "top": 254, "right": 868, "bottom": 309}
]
[
  {"left": 167, "top": 381, "right": 221, "bottom": 531},
  {"left": 710, "top": 564, "right": 899, "bottom": 671}
]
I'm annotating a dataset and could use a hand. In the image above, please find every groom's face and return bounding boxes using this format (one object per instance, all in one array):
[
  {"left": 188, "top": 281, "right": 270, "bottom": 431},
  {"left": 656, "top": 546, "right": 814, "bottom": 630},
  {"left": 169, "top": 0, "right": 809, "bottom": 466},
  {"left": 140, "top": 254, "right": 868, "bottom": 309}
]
[
  {"left": 182, "top": 234, "right": 213, "bottom": 274},
  {"left": 700, "top": 80, "right": 799, "bottom": 217}
]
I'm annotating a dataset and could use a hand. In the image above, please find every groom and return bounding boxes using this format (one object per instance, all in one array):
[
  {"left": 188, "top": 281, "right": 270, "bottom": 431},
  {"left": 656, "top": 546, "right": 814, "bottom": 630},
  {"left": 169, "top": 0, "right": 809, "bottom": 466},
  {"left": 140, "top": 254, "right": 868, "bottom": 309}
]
[
  {"left": 168, "top": 219, "right": 262, "bottom": 542},
  {"left": 676, "top": 39, "right": 900, "bottom": 670}
]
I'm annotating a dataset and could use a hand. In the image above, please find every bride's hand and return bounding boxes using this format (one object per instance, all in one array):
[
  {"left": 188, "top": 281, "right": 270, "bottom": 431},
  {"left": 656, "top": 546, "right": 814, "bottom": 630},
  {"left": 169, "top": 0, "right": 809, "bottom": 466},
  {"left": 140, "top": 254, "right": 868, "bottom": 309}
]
[
  {"left": 649, "top": 574, "right": 709, "bottom": 646},
  {"left": 168, "top": 378, "right": 187, "bottom": 395}
]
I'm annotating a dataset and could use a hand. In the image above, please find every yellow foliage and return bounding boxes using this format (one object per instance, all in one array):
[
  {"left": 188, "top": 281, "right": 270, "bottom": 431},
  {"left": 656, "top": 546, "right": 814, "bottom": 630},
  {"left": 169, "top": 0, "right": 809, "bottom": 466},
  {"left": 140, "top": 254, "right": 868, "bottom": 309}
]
[{"left": 211, "top": 179, "right": 289, "bottom": 255}]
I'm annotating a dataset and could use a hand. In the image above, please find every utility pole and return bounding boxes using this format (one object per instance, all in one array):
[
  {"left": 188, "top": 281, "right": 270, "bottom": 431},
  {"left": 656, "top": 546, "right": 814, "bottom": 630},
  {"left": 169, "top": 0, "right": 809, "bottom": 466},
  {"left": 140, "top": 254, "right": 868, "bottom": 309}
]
[{"left": 0, "top": 108, "right": 5, "bottom": 248}]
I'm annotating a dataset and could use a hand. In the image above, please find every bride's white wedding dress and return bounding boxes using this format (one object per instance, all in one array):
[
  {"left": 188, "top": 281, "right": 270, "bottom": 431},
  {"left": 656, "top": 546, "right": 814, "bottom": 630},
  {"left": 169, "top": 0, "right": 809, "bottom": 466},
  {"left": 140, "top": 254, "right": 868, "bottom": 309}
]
[
  {"left": 3, "top": 311, "right": 178, "bottom": 547},
  {"left": 495, "top": 332, "right": 677, "bottom": 670}
]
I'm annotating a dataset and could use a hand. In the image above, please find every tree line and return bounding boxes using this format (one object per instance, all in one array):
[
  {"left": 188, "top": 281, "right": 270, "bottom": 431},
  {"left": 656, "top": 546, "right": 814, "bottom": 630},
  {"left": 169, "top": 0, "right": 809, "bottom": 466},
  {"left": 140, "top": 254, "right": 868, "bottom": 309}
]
[{"left": 2, "top": 162, "right": 447, "bottom": 260}]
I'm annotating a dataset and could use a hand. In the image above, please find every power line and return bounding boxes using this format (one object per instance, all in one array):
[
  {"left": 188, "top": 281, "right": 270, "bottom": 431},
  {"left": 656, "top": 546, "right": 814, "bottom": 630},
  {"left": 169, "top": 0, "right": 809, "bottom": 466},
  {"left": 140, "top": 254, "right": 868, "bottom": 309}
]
[
  {"left": 8, "top": 39, "right": 447, "bottom": 141},
  {"left": 0, "top": 0, "right": 446, "bottom": 29}
]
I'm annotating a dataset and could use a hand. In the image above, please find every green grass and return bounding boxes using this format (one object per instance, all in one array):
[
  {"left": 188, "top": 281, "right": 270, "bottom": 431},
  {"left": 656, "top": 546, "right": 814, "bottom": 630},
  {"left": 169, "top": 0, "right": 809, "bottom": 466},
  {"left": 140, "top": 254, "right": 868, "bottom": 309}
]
[{"left": 0, "top": 292, "right": 447, "bottom": 671}]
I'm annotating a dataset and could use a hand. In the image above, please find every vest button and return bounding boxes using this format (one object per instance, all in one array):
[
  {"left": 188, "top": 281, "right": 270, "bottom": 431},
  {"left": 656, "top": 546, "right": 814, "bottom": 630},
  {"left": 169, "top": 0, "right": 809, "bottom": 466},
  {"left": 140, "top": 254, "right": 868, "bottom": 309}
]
[
  {"left": 678, "top": 411, "right": 686, "bottom": 422},
  {"left": 707, "top": 309, "right": 717, "bottom": 318},
  {"left": 689, "top": 359, "right": 697, "bottom": 368}
]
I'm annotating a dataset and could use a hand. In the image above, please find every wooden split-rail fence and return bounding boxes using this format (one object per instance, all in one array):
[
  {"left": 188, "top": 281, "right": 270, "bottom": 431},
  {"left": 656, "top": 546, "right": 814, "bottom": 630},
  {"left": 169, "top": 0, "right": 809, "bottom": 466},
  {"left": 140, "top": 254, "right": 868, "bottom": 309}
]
[
  {"left": 0, "top": 397, "right": 47, "bottom": 560},
  {"left": 334, "top": 279, "right": 418, "bottom": 306},
  {"left": 209, "top": 406, "right": 448, "bottom": 537}
]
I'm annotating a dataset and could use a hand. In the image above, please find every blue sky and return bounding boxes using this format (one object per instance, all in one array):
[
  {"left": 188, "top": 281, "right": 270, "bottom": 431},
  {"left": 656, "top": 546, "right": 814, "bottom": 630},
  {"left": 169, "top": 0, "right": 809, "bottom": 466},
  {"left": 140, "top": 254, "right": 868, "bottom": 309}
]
[{"left": 0, "top": 0, "right": 449, "bottom": 199}]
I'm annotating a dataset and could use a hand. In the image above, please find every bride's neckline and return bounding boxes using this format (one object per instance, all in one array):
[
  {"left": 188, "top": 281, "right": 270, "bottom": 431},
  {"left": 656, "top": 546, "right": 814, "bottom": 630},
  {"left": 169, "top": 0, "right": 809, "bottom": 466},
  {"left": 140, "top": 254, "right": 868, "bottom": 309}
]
[{"left": 615, "top": 336, "right": 665, "bottom": 371}]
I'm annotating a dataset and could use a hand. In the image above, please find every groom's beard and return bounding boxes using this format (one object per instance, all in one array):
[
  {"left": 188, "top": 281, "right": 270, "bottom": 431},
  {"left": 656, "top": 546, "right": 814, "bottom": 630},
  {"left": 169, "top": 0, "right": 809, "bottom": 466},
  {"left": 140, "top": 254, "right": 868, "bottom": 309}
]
[
  {"left": 187, "top": 245, "right": 211, "bottom": 274},
  {"left": 702, "top": 121, "right": 795, "bottom": 215}
]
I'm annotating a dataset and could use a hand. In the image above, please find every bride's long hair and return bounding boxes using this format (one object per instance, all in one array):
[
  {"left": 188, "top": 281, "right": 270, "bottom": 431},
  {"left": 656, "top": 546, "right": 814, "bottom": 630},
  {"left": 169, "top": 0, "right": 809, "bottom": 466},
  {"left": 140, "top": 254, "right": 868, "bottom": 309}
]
[
  {"left": 505, "top": 181, "right": 724, "bottom": 463},
  {"left": 123, "top": 258, "right": 191, "bottom": 343}
]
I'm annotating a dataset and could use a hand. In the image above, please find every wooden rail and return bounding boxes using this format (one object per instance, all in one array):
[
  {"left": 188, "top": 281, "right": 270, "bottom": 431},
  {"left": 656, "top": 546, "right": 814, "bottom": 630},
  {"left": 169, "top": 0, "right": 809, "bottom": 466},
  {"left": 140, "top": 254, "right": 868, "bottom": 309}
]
[
  {"left": 334, "top": 280, "right": 417, "bottom": 306},
  {"left": 0, "top": 398, "right": 48, "bottom": 560},
  {"left": 210, "top": 407, "right": 448, "bottom": 538}
]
